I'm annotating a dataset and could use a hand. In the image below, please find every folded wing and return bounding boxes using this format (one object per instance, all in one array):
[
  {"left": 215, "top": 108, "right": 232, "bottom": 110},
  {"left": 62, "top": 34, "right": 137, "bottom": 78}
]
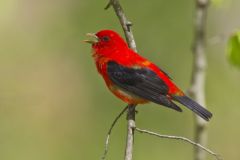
[{"left": 107, "top": 61, "right": 182, "bottom": 112}]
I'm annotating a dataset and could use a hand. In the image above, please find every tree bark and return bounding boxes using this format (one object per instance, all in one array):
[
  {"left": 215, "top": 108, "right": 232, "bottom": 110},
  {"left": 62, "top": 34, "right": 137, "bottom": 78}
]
[
  {"left": 190, "top": 0, "right": 210, "bottom": 160},
  {"left": 124, "top": 105, "right": 136, "bottom": 160}
]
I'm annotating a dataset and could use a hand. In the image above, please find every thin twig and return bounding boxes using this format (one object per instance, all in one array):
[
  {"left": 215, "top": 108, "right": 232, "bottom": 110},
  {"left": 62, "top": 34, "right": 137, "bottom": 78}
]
[
  {"left": 101, "top": 106, "right": 128, "bottom": 160},
  {"left": 135, "top": 128, "right": 222, "bottom": 160},
  {"left": 104, "top": 0, "right": 112, "bottom": 10}
]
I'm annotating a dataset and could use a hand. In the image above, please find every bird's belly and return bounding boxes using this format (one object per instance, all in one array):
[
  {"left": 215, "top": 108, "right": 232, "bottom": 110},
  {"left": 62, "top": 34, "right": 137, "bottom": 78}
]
[{"left": 108, "top": 85, "right": 148, "bottom": 104}]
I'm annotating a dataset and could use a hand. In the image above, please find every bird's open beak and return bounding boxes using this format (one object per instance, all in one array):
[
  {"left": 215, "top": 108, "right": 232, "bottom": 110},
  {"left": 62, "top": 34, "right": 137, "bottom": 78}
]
[{"left": 83, "top": 33, "right": 99, "bottom": 44}]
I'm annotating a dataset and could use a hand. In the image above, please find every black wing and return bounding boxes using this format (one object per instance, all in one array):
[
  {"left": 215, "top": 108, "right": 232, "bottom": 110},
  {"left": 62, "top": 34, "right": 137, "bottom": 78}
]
[{"left": 107, "top": 61, "right": 182, "bottom": 112}]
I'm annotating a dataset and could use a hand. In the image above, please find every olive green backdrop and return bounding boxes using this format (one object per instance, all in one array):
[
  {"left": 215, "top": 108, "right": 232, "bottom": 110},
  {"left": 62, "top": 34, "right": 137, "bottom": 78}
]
[{"left": 0, "top": 0, "right": 240, "bottom": 159}]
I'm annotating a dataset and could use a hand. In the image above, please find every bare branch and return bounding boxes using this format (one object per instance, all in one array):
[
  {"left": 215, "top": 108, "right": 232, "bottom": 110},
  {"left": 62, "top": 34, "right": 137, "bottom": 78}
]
[
  {"left": 101, "top": 106, "right": 128, "bottom": 160},
  {"left": 105, "top": 1, "right": 138, "bottom": 160},
  {"left": 135, "top": 128, "right": 222, "bottom": 160},
  {"left": 124, "top": 105, "right": 136, "bottom": 160},
  {"left": 104, "top": 1, "right": 220, "bottom": 160},
  {"left": 105, "top": 0, "right": 137, "bottom": 52},
  {"left": 190, "top": 0, "right": 210, "bottom": 159}
]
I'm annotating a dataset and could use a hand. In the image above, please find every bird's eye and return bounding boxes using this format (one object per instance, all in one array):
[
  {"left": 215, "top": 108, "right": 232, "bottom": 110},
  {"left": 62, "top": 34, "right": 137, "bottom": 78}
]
[{"left": 102, "top": 36, "right": 110, "bottom": 42}]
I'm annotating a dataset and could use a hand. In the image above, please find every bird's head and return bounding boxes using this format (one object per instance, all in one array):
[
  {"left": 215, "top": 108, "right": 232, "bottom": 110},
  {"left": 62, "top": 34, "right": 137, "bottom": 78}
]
[{"left": 84, "top": 30, "right": 128, "bottom": 52}]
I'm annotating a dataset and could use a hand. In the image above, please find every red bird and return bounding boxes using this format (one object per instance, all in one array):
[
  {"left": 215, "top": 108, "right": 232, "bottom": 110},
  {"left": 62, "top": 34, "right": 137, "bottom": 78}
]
[{"left": 84, "top": 30, "right": 212, "bottom": 121}]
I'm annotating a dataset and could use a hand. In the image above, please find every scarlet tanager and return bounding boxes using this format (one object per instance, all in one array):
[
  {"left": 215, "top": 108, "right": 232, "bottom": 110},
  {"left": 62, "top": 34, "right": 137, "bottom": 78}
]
[{"left": 84, "top": 30, "right": 212, "bottom": 121}]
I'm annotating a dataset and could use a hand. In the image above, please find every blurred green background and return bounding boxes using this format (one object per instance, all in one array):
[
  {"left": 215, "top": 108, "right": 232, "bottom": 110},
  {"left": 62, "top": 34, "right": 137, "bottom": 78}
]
[{"left": 0, "top": 0, "right": 240, "bottom": 159}]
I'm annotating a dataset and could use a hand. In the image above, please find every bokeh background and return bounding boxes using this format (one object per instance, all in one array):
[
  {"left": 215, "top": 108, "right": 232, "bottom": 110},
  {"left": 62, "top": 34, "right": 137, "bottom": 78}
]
[{"left": 0, "top": 0, "right": 240, "bottom": 159}]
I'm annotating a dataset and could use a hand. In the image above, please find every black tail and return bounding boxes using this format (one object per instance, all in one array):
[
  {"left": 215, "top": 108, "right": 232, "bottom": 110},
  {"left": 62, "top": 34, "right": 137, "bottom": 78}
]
[{"left": 172, "top": 95, "right": 212, "bottom": 121}]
